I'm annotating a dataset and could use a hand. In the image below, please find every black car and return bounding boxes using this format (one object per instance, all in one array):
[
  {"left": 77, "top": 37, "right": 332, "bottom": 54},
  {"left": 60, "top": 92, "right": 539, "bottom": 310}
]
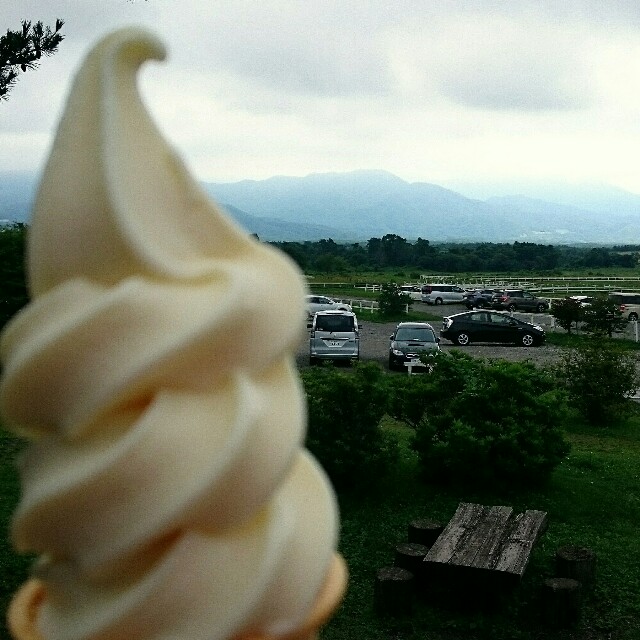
[
  {"left": 441, "top": 310, "right": 545, "bottom": 347},
  {"left": 389, "top": 321, "right": 440, "bottom": 370}
]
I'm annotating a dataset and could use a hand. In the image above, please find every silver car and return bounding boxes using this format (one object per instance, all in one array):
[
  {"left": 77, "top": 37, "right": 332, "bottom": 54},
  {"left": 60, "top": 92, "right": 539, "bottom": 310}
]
[{"left": 309, "top": 310, "right": 359, "bottom": 364}]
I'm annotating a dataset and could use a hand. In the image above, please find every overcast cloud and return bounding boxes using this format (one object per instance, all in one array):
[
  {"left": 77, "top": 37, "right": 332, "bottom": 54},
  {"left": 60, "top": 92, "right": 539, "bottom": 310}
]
[{"left": 3, "top": 1, "right": 640, "bottom": 194}]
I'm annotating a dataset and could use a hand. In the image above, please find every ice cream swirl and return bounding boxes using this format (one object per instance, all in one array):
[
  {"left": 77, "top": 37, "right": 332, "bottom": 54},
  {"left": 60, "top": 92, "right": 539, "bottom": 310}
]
[{"left": 0, "top": 28, "right": 340, "bottom": 640}]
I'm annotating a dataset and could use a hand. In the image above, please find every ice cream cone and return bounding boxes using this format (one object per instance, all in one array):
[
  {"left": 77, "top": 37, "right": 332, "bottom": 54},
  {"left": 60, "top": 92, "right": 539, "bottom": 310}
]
[{"left": 7, "top": 554, "right": 347, "bottom": 640}]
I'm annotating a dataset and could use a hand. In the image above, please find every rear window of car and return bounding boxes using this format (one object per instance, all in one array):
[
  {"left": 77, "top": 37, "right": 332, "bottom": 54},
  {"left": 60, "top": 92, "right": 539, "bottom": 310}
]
[{"left": 315, "top": 315, "right": 355, "bottom": 332}]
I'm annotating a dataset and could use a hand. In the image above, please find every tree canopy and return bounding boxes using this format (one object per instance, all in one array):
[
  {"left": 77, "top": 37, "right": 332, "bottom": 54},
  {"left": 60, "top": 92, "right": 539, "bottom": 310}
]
[{"left": 1, "top": 19, "right": 64, "bottom": 101}]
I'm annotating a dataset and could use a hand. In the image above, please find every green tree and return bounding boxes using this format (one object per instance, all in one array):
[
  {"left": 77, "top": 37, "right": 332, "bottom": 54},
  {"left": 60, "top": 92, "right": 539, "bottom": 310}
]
[
  {"left": 582, "top": 295, "right": 627, "bottom": 337},
  {"left": 550, "top": 297, "right": 583, "bottom": 334},
  {"left": 302, "top": 363, "right": 398, "bottom": 489},
  {"left": 377, "top": 282, "right": 411, "bottom": 318},
  {"left": 1, "top": 20, "right": 64, "bottom": 100},
  {"left": 556, "top": 337, "right": 640, "bottom": 424},
  {"left": 0, "top": 223, "right": 28, "bottom": 329}
]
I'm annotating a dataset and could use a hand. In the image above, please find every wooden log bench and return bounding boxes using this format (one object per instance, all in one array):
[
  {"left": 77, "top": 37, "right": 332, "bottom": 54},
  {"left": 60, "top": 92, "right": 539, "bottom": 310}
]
[{"left": 423, "top": 502, "right": 548, "bottom": 594}]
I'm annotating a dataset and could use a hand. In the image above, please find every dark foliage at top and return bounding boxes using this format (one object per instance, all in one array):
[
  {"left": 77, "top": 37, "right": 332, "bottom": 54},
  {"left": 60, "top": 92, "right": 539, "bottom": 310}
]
[{"left": 1, "top": 19, "right": 64, "bottom": 100}]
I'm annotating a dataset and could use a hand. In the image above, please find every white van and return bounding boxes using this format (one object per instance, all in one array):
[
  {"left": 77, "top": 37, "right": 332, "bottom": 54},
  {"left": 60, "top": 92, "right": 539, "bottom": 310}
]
[
  {"left": 421, "top": 283, "right": 465, "bottom": 305},
  {"left": 309, "top": 310, "right": 359, "bottom": 364}
]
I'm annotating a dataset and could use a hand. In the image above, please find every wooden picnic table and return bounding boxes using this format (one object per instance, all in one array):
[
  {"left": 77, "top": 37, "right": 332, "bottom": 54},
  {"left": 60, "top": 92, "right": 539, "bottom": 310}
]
[{"left": 424, "top": 502, "right": 548, "bottom": 591}]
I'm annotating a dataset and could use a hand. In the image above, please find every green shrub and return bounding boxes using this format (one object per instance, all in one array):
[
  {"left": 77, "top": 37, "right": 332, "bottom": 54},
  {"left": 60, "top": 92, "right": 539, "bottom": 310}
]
[
  {"left": 301, "top": 362, "right": 398, "bottom": 490},
  {"left": 556, "top": 336, "right": 640, "bottom": 424},
  {"left": 394, "top": 353, "right": 571, "bottom": 487}
]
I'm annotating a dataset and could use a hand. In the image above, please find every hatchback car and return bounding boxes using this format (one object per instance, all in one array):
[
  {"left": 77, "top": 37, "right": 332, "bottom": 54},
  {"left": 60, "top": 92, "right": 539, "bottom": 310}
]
[
  {"left": 309, "top": 310, "right": 359, "bottom": 364},
  {"left": 388, "top": 321, "right": 440, "bottom": 370},
  {"left": 441, "top": 310, "right": 545, "bottom": 347},
  {"left": 305, "top": 295, "right": 352, "bottom": 320}
]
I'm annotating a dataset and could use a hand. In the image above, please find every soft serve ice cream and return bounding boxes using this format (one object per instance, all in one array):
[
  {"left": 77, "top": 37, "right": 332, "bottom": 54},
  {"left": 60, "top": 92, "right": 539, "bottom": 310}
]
[{"left": 1, "top": 27, "right": 345, "bottom": 640}]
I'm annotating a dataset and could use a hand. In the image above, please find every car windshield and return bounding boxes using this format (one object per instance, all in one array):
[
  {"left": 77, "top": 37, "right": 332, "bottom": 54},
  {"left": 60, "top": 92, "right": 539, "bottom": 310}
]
[
  {"left": 315, "top": 315, "right": 355, "bottom": 332},
  {"left": 395, "top": 327, "right": 435, "bottom": 342}
]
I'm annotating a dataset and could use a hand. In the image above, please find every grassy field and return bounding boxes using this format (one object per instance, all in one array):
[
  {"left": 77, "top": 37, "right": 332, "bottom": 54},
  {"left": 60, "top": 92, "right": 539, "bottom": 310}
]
[{"left": 1, "top": 411, "right": 639, "bottom": 640}]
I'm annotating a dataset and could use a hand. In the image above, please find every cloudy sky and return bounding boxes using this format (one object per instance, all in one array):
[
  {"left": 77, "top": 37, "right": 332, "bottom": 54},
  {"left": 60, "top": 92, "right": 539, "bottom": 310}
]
[{"left": 4, "top": 1, "right": 640, "bottom": 195}]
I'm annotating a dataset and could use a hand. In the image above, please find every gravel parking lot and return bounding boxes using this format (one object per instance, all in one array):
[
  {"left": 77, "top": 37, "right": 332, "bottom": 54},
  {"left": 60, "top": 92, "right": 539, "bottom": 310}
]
[{"left": 297, "top": 302, "right": 565, "bottom": 370}]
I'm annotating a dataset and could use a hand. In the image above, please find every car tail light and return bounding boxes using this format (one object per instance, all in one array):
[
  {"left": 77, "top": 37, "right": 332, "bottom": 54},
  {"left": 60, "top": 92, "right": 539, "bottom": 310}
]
[{"left": 620, "top": 304, "right": 627, "bottom": 311}]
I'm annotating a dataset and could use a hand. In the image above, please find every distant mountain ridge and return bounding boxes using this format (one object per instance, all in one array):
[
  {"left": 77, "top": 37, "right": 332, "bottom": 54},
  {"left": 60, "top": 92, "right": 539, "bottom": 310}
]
[{"left": 3, "top": 169, "right": 640, "bottom": 244}]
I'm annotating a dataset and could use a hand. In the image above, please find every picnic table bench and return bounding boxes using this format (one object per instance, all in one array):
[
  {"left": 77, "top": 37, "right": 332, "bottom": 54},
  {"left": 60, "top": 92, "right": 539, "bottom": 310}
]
[{"left": 424, "top": 502, "right": 548, "bottom": 591}]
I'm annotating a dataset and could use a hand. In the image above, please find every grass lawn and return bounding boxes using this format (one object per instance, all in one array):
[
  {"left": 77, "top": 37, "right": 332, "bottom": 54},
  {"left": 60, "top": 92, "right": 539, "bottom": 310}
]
[{"left": 1, "top": 415, "right": 638, "bottom": 640}]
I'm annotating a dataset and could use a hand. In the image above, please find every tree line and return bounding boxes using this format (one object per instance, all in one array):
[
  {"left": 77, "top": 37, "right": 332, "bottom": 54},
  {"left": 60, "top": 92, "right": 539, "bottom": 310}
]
[
  {"left": 1, "top": 223, "right": 639, "bottom": 330},
  {"left": 270, "top": 234, "right": 638, "bottom": 273}
]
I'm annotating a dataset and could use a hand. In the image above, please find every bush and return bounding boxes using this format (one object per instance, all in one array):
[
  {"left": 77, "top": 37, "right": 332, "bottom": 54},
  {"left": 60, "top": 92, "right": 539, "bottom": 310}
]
[
  {"left": 556, "top": 336, "right": 640, "bottom": 424},
  {"left": 393, "top": 352, "right": 571, "bottom": 487},
  {"left": 377, "top": 282, "right": 411, "bottom": 318},
  {"left": 301, "top": 362, "right": 398, "bottom": 490}
]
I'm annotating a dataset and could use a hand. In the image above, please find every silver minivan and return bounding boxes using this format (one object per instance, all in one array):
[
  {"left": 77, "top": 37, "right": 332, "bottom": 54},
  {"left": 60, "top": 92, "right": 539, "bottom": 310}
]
[
  {"left": 309, "top": 310, "right": 359, "bottom": 364},
  {"left": 421, "top": 283, "right": 465, "bottom": 305}
]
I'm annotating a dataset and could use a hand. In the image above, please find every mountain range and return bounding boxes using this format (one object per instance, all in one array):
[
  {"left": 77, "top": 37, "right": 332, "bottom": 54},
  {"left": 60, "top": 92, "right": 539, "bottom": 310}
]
[{"left": 3, "top": 169, "right": 640, "bottom": 244}]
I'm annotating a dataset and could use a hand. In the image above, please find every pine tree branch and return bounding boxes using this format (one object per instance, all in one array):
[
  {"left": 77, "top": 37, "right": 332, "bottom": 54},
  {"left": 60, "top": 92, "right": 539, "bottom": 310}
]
[{"left": 0, "top": 19, "right": 64, "bottom": 101}]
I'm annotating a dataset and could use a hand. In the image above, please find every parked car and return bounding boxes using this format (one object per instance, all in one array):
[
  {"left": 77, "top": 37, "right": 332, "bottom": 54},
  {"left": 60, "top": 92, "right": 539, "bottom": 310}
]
[
  {"left": 463, "top": 288, "right": 503, "bottom": 309},
  {"left": 441, "top": 310, "right": 545, "bottom": 347},
  {"left": 421, "top": 283, "right": 465, "bottom": 305},
  {"left": 399, "top": 285, "right": 423, "bottom": 301},
  {"left": 309, "top": 310, "right": 359, "bottom": 364},
  {"left": 569, "top": 295, "right": 594, "bottom": 307},
  {"left": 388, "top": 321, "right": 440, "bottom": 371},
  {"left": 492, "top": 289, "right": 550, "bottom": 313},
  {"left": 305, "top": 294, "right": 352, "bottom": 320},
  {"left": 608, "top": 292, "right": 640, "bottom": 321}
]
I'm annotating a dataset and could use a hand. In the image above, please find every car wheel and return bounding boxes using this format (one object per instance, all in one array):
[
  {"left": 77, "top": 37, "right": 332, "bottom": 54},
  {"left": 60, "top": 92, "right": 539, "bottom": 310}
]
[
  {"left": 521, "top": 333, "right": 535, "bottom": 347},
  {"left": 536, "top": 303, "right": 546, "bottom": 313},
  {"left": 456, "top": 332, "right": 470, "bottom": 346},
  {"left": 476, "top": 300, "right": 485, "bottom": 308},
  {"left": 388, "top": 355, "right": 397, "bottom": 371},
  {"left": 310, "top": 356, "right": 319, "bottom": 366},
  {"left": 507, "top": 303, "right": 517, "bottom": 312},
  {"left": 434, "top": 297, "right": 443, "bottom": 305},
  {"left": 629, "top": 313, "right": 639, "bottom": 321}
]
